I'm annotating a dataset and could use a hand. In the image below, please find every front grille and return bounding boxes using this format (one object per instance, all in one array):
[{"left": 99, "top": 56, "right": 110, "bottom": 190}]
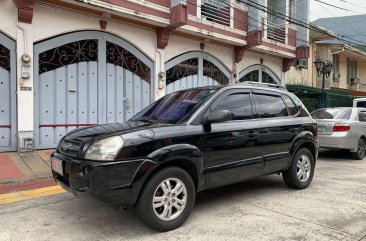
[{"left": 58, "top": 139, "right": 83, "bottom": 158}]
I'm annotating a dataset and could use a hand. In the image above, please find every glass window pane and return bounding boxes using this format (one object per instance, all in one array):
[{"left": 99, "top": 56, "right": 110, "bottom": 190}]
[
  {"left": 282, "top": 95, "right": 298, "bottom": 116},
  {"left": 311, "top": 108, "right": 345, "bottom": 119},
  {"left": 359, "top": 111, "right": 366, "bottom": 122},
  {"left": 254, "top": 94, "right": 288, "bottom": 118},
  {"left": 131, "top": 88, "right": 217, "bottom": 124},
  {"left": 334, "top": 109, "right": 352, "bottom": 120},
  {"left": 213, "top": 93, "right": 253, "bottom": 120}
]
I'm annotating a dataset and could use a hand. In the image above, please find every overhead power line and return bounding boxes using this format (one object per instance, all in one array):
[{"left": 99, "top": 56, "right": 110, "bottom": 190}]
[{"left": 314, "top": 0, "right": 349, "bottom": 11}]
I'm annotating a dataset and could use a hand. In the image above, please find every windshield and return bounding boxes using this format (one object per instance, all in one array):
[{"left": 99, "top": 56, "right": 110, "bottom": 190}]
[
  {"left": 311, "top": 108, "right": 352, "bottom": 120},
  {"left": 131, "top": 88, "right": 217, "bottom": 124}
]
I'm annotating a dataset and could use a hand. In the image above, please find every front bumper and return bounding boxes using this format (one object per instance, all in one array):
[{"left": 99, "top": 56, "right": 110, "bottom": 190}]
[
  {"left": 51, "top": 153, "right": 156, "bottom": 205},
  {"left": 318, "top": 132, "right": 358, "bottom": 151}
]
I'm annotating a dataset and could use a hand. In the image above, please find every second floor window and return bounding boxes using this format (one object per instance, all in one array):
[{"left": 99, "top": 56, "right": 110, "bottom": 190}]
[
  {"left": 201, "top": 0, "right": 230, "bottom": 26},
  {"left": 288, "top": 0, "right": 296, "bottom": 23},
  {"left": 333, "top": 54, "right": 340, "bottom": 81},
  {"left": 347, "top": 59, "right": 358, "bottom": 83}
]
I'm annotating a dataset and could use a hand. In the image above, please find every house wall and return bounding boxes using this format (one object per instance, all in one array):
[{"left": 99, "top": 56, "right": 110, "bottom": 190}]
[
  {"left": 358, "top": 61, "right": 366, "bottom": 91},
  {"left": 0, "top": 0, "right": 311, "bottom": 151},
  {"left": 326, "top": 50, "right": 366, "bottom": 92},
  {"left": 285, "top": 41, "right": 315, "bottom": 87},
  {"left": 0, "top": 1, "right": 17, "bottom": 39}
]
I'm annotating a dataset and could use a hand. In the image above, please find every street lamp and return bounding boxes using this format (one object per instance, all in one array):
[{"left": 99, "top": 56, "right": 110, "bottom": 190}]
[{"left": 314, "top": 58, "right": 333, "bottom": 107}]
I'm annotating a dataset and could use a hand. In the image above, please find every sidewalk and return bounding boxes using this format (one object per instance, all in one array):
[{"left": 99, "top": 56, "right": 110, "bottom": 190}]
[{"left": 0, "top": 150, "right": 56, "bottom": 194}]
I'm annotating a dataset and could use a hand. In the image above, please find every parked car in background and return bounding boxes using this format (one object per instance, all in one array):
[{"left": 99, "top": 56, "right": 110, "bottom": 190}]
[
  {"left": 353, "top": 98, "right": 366, "bottom": 108},
  {"left": 311, "top": 107, "right": 366, "bottom": 159},
  {"left": 51, "top": 83, "right": 318, "bottom": 231}
]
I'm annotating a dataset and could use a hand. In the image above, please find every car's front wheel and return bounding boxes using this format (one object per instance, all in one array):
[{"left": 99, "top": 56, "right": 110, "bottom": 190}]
[
  {"left": 282, "top": 148, "right": 315, "bottom": 189},
  {"left": 136, "top": 167, "right": 195, "bottom": 232},
  {"left": 351, "top": 138, "right": 365, "bottom": 160}
]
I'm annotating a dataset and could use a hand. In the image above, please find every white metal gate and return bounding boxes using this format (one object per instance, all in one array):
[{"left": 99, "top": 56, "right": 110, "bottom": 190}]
[
  {"left": 0, "top": 32, "right": 16, "bottom": 152},
  {"left": 165, "top": 52, "right": 230, "bottom": 94},
  {"left": 34, "top": 31, "right": 153, "bottom": 149}
]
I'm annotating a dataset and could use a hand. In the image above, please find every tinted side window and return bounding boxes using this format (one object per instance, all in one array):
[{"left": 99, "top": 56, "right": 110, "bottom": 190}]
[
  {"left": 359, "top": 111, "right": 366, "bottom": 122},
  {"left": 282, "top": 95, "right": 298, "bottom": 116},
  {"left": 288, "top": 93, "right": 310, "bottom": 117},
  {"left": 254, "top": 94, "right": 288, "bottom": 118},
  {"left": 213, "top": 93, "right": 253, "bottom": 120}
]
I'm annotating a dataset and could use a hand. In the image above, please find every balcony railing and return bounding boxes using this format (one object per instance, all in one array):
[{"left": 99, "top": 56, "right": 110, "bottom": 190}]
[{"left": 200, "top": 0, "right": 231, "bottom": 27}]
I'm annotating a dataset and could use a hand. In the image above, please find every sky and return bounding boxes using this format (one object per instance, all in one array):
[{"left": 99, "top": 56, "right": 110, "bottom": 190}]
[{"left": 309, "top": 0, "right": 366, "bottom": 21}]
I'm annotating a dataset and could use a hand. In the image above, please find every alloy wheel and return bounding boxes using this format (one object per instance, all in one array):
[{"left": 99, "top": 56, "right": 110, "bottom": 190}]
[
  {"left": 358, "top": 140, "right": 365, "bottom": 157},
  {"left": 152, "top": 178, "right": 188, "bottom": 222},
  {"left": 296, "top": 154, "right": 311, "bottom": 182}
]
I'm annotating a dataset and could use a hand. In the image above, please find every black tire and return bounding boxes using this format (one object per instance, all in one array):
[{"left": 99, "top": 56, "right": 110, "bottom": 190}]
[
  {"left": 351, "top": 138, "right": 365, "bottom": 160},
  {"left": 136, "top": 167, "right": 195, "bottom": 232},
  {"left": 282, "top": 148, "right": 315, "bottom": 189}
]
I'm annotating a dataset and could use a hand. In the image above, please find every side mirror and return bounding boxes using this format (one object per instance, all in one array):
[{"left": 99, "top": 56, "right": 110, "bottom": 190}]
[{"left": 204, "top": 110, "right": 232, "bottom": 124}]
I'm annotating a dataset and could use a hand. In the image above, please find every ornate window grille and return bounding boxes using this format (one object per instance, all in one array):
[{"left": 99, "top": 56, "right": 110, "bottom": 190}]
[
  {"left": 0, "top": 43, "right": 10, "bottom": 71},
  {"left": 239, "top": 70, "right": 276, "bottom": 84},
  {"left": 39, "top": 40, "right": 98, "bottom": 74},
  {"left": 239, "top": 70, "right": 259, "bottom": 82},
  {"left": 262, "top": 71, "right": 277, "bottom": 84},
  {"left": 106, "top": 41, "right": 151, "bottom": 83},
  {"left": 203, "top": 59, "right": 229, "bottom": 85},
  {"left": 166, "top": 58, "right": 199, "bottom": 84}
]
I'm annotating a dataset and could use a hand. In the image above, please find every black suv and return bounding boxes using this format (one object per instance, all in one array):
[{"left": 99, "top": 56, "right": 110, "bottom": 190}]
[{"left": 52, "top": 83, "right": 318, "bottom": 231}]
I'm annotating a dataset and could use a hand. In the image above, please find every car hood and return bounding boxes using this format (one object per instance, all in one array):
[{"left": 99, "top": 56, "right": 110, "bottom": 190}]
[{"left": 63, "top": 121, "right": 173, "bottom": 143}]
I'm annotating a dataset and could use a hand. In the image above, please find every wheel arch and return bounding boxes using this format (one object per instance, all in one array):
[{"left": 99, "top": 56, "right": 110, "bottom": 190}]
[
  {"left": 290, "top": 138, "right": 317, "bottom": 168},
  {"left": 133, "top": 158, "right": 202, "bottom": 205}
]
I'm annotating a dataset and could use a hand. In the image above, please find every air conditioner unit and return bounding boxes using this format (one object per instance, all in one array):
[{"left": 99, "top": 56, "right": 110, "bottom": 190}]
[
  {"left": 297, "top": 59, "right": 308, "bottom": 69},
  {"left": 333, "top": 73, "right": 341, "bottom": 82},
  {"left": 350, "top": 77, "right": 359, "bottom": 84}
]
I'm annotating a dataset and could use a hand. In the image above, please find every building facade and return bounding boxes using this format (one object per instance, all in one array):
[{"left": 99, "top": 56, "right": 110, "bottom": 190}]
[
  {"left": 286, "top": 23, "right": 366, "bottom": 94},
  {"left": 0, "top": 0, "right": 310, "bottom": 151}
]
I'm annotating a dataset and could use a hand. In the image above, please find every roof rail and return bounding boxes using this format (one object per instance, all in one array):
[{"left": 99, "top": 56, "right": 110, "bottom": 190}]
[{"left": 239, "top": 81, "right": 286, "bottom": 90}]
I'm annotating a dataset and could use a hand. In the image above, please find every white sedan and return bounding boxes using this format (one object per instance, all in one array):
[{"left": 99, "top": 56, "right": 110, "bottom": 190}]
[{"left": 311, "top": 107, "right": 366, "bottom": 160}]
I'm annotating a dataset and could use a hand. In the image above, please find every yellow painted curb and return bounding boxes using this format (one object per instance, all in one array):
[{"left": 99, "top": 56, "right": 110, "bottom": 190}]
[{"left": 0, "top": 185, "right": 66, "bottom": 204}]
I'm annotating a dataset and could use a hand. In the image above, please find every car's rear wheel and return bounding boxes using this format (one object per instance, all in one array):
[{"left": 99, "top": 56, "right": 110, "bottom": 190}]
[
  {"left": 351, "top": 138, "right": 365, "bottom": 160},
  {"left": 136, "top": 167, "right": 195, "bottom": 232},
  {"left": 282, "top": 148, "right": 315, "bottom": 189}
]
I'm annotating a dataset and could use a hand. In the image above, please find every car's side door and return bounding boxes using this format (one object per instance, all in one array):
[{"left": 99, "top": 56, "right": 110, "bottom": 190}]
[
  {"left": 253, "top": 91, "right": 300, "bottom": 174},
  {"left": 203, "top": 89, "right": 263, "bottom": 188}
]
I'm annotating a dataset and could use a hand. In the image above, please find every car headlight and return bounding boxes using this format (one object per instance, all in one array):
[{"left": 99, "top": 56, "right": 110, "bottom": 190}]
[{"left": 84, "top": 136, "right": 124, "bottom": 161}]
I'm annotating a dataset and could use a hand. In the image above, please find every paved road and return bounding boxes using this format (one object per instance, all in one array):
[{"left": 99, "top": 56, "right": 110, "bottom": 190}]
[{"left": 1, "top": 151, "right": 366, "bottom": 241}]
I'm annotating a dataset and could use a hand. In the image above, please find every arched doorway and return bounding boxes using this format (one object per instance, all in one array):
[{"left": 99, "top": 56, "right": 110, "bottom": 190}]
[
  {"left": 34, "top": 31, "right": 153, "bottom": 149},
  {"left": 0, "top": 32, "right": 16, "bottom": 152},
  {"left": 165, "top": 52, "right": 230, "bottom": 94},
  {"left": 238, "top": 64, "right": 280, "bottom": 84}
]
